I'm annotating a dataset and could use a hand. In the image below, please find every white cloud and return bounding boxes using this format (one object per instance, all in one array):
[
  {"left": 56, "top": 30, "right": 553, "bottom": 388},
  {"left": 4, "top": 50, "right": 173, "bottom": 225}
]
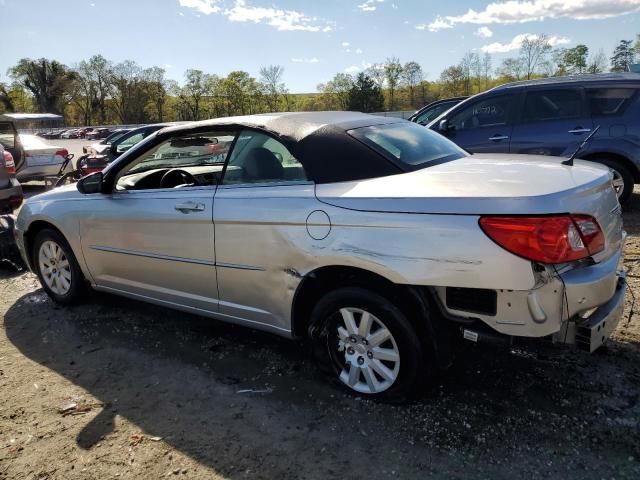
[
  {"left": 179, "top": 0, "right": 333, "bottom": 32},
  {"left": 417, "top": 17, "right": 452, "bottom": 32},
  {"left": 344, "top": 61, "right": 373, "bottom": 74},
  {"left": 355, "top": 48, "right": 363, "bottom": 54},
  {"left": 179, "top": 0, "right": 221, "bottom": 15},
  {"left": 427, "top": 0, "right": 640, "bottom": 31},
  {"left": 481, "top": 33, "right": 570, "bottom": 53},
  {"left": 475, "top": 26, "right": 493, "bottom": 38},
  {"left": 342, "top": 41, "right": 350, "bottom": 47},
  {"left": 291, "top": 57, "right": 320, "bottom": 63},
  {"left": 358, "top": 0, "right": 384, "bottom": 12}
]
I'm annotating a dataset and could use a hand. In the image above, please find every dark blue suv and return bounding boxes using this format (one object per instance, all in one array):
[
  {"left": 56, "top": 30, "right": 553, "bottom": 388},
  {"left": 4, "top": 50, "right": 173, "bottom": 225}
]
[{"left": 427, "top": 74, "right": 640, "bottom": 204}]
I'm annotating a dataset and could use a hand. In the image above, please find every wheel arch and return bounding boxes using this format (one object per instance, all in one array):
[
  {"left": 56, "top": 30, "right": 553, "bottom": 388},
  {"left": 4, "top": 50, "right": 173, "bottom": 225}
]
[
  {"left": 291, "top": 265, "right": 452, "bottom": 367},
  {"left": 23, "top": 219, "right": 70, "bottom": 271}
]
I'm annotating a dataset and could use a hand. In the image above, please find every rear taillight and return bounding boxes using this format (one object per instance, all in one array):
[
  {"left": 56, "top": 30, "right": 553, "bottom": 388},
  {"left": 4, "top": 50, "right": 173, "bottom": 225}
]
[
  {"left": 479, "top": 215, "right": 605, "bottom": 264},
  {"left": 55, "top": 149, "right": 69, "bottom": 158},
  {"left": 2, "top": 151, "right": 16, "bottom": 174}
]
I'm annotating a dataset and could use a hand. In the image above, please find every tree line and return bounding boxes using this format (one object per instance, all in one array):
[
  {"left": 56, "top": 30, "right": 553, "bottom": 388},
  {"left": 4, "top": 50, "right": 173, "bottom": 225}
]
[{"left": 0, "top": 35, "right": 638, "bottom": 126}]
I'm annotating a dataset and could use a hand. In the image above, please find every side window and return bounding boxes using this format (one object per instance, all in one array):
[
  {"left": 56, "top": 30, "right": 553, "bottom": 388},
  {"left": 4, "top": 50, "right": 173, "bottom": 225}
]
[
  {"left": 449, "top": 96, "right": 511, "bottom": 131},
  {"left": 587, "top": 88, "right": 637, "bottom": 117},
  {"left": 223, "top": 130, "right": 308, "bottom": 185},
  {"left": 116, "top": 132, "right": 145, "bottom": 154},
  {"left": 115, "top": 130, "right": 235, "bottom": 191},
  {"left": 522, "top": 89, "right": 582, "bottom": 122},
  {"left": 0, "top": 123, "right": 16, "bottom": 149},
  {"left": 415, "top": 103, "right": 451, "bottom": 125}
]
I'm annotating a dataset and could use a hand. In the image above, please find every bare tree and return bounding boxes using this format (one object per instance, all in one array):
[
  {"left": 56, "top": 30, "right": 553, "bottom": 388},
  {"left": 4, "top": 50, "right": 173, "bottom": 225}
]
[
  {"left": 259, "top": 65, "right": 285, "bottom": 111},
  {"left": 401, "top": 61, "right": 423, "bottom": 108},
  {"left": 317, "top": 73, "right": 353, "bottom": 110},
  {"left": 481, "top": 53, "right": 492, "bottom": 89},
  {"left": 520, "top": 34, "right": 552, "bottom": 79},
  {"left": 365, "top": 63, "right": 386, "bottom": 89},
  {"left": 588, "top": 49, "right": 609, "bottom": 74},
  {"left": 497, "top": 57, "right": 526, "bottom": 81},
  {"left": 383, "top": 57, "right": 403, "bottom": 110}
]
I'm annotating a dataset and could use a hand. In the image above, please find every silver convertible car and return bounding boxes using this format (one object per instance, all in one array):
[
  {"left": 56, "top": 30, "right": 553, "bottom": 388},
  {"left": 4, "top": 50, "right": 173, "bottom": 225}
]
[{"left": 15, "top": 112, "right": 626, "bottom": 400}]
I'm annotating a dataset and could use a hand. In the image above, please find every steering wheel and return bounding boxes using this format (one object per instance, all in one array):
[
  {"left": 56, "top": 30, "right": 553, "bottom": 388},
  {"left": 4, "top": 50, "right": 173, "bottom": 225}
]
[{"left": 160, "top": 169, "right": 197, "bottom": 188}]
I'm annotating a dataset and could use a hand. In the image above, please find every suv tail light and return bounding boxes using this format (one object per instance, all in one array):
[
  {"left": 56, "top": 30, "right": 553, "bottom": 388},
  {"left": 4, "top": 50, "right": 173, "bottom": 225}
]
[
  {"left": 2, "top": 151, "right": 16, "bottom": 174},
  {"left": 479, "top": 215, "right": 605, "bottom": 264}
]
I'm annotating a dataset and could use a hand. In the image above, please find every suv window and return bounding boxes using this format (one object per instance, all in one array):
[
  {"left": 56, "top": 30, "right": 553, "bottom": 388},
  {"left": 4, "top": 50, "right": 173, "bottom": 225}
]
[
  {"left": 415, "top": 101, "right": 457, "bottom": 125},
  {"left": 587, "top": 88, "right": 637, "bottom": 117},
  {"left": 523, "top": 89, "right": 582, "bottom": 122},
  {"left": 448, "top": 96, "right": 511, "bottom": 131},
  {"left": 115, "top": 131, "right": 235, "bottom": 191},
  {"left": 223, "top": 130, "right": 308, "bottom": 184}
]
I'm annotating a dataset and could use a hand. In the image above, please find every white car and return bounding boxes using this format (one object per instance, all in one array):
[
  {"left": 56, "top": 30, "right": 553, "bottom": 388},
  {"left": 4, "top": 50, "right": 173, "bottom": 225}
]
[
  {"left": 17, "top": 134, "right": 68, "bottom": 182},
  {"left": 15, "top": 112, "right": 626, "bottom": 400}
]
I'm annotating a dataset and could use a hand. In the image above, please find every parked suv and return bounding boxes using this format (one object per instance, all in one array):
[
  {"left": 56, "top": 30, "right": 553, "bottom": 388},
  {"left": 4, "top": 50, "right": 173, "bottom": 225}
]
[
  {"left": 428, "top": 74, "right": 640, "bottom": 204},
  {"left": 409, "top": 97, "right": 467, "bottom": 125},
  {"left": 0, "top": 145, "right": 23, "bottom": 214}
]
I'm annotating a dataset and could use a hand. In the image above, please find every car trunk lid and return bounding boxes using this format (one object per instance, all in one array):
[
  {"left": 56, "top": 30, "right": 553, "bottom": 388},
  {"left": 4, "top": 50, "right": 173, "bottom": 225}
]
[{"left": 316, "top": 154, "right": 623, "bottom": 262}]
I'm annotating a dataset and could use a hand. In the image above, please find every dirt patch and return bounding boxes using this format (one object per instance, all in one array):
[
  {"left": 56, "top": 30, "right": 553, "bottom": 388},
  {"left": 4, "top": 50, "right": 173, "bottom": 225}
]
[{"left": 1, "top": 196, "right": 640, "bottom": 479}]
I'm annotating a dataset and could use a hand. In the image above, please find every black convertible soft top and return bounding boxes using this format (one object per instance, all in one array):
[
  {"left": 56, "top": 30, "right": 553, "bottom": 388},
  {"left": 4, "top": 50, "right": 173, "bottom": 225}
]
[{"left": 159, "top": 112, "right": 406, "bottom": 184}]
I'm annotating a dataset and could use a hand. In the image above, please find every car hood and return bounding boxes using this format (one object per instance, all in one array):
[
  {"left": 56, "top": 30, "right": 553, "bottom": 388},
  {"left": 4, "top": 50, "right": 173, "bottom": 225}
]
[{"left": 316, "top": 154, "right": 614, "bottom": 215}]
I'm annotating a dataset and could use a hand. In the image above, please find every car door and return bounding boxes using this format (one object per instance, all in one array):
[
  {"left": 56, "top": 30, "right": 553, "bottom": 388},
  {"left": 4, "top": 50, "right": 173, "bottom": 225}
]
[
  {"left": 438, "top": 93, "right": 517, "bottom": 153},
  {"left": 509, "top": 87, "right": 593, "bottom": 156},
  {"left": 213, "top": 129, "right": 317, "bottom": 333},
  {"left": 79, "top": 129, "right": 234, "bottom": 312}
]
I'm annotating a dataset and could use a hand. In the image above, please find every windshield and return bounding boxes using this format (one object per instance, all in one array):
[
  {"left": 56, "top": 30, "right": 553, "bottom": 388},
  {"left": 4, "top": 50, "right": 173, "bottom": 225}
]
[{"left": 348, "top": 122, "right": 466, "bottom": 169}]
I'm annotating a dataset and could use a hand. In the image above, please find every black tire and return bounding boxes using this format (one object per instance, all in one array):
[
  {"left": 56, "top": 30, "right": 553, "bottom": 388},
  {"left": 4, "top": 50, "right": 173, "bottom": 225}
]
[
  {"left": 588, "top": 158, "right": 634, "bottom": 205},
  {"left": 308, "top": 287, "right": 428, "bottom": 401},
  {"left": 32, "top": 228, "right": 85, "bottom": 304}
]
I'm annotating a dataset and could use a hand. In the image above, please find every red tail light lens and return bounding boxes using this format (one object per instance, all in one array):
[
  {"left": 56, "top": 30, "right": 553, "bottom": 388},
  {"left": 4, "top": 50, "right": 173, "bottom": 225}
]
[
  {"left": 2, "top": 151, "right": 16, "bottom": 174},
  {"left": 55, "top": 149, "right": 69, "bottom": 158},
  {"left": 479, "top": 215, "right": 605, "bottom": 264}
]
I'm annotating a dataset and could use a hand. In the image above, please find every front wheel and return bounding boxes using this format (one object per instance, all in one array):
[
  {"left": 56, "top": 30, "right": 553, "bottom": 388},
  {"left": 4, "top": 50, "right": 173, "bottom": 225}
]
[
  {"left": 308, "top": 287, "right": 427, "bottom": 401},
  {"left": 33, "top": 229, "right": 85, "bottom": 304}
]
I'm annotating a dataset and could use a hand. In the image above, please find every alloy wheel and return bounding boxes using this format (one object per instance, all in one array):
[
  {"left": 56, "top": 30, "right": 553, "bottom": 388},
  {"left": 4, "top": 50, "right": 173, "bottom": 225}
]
[
  {"left": 332, "top": 307, "right": 401, "bottom": 394},
  {"left": 610, "top": 168, "right": 625, "bottom": 198},
  {"left": 38, "top": 240, "right": 72, "bottom": 295}
]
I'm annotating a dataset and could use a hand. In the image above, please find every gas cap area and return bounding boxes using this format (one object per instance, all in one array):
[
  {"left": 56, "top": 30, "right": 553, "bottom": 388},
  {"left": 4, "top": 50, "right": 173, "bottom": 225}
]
[{"left": 306, "top": 210, "right": 331, "bottom": 240}]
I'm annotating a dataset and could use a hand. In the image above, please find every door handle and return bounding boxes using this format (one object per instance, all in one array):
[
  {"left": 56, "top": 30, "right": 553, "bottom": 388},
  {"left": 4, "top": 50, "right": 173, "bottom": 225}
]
[
  {"left": 568, "top": 128, "right": 591, "bottom": 134},
  {"left": 174, "top": 202, "right": 205, "bottom": 213},
  {"left": 488, "top": 135, "right": 509, "bottom": 141}
]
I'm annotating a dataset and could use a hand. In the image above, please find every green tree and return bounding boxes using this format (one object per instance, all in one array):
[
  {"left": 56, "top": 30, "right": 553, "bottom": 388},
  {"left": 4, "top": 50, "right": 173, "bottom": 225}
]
[
  {"left": 383, "top": 57, "right": 403, "bottom": 110},
  {"left": 317, "top": 73, "right": 353, "bottom": 110},
  {"left": 401, "top": 61, "right": 423, "bottom": 108},
  {"left": 347, "top": 73, "right": 384, "bottom": 112},
  {"left": 9, "top": 58, "right": 76, "bottom": 114},
  {"left": 563, "top": 45, "right": 589, "bottom": 74},
  {"left": 259, "top": 65, "right": 285, "bottom": 112},
  {"left": 611, "top": 39, "right": 635, "bottom": 72}
]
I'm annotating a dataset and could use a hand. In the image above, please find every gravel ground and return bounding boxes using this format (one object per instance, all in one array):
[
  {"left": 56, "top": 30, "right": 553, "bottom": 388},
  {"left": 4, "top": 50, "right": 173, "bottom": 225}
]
[{"left": 0, "top": 185, "right": 639, "bottom": 479}]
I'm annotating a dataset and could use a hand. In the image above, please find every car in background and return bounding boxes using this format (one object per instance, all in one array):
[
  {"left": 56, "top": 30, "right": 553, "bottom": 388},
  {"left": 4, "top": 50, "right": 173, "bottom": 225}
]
[
  {"left": 77, "top": 127, "right": 94, "bottom": 138},
  {"left": 428, "top": 73, "right": 640, "bottom": 204},
  {"left": 84, "top": 124, "right": 180, "bottom": 159},
  {"left": 0, "top": 115, "right": 25, "bottom": 173},
  {"left": 61, "top": 129, "right": 81, "bottom": 139},
  {"left": 40, "top": 129, "right": 66, "bottom": 140},
  {"left": 0, "top": 145, "right": 23, "bottom": 214},
  {"left": 17, "top": 134, "right": 68, "bottom": 182},
  {"left": 409, "top": 97, "right": 467, "bottom": 125},
  {"left": 15, "top": 112, "right": 626, "bottom": 399},
  {"left": 85, "top": 128, "right": 112, "bottom": 141}
]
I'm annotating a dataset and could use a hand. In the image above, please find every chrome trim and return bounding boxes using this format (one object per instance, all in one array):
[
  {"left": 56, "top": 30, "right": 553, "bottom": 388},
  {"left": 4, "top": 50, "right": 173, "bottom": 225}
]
[
  {"left": 216, "top": 261, "right": 265, "bottom": 271},
  {"left": 90, "top": 245, "right": 264, "bottom": 271},
  {"left": 89, "top": 245, "right": 215, "bottom": 266}
]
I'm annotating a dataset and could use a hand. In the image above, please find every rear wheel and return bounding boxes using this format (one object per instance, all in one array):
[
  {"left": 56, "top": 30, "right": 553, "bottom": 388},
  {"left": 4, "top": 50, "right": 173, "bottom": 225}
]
[
  {"left": 590, "top": 158, "right": 634, "bottom": 205},
  {"left": 33, "top": 229, "right": 85, "bottom": 304},
  {"left": 308, "top": 287, "right": 428, "bottom": 401}
]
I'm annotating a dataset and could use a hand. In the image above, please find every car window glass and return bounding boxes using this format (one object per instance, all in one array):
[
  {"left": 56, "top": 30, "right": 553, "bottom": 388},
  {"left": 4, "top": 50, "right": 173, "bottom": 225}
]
[
  {"left": 448, "top": 96, "right": 510, "bottom": 131},
  {"left": 523, "top": 89, "right": 582, "bottom": 122},
  {"left": 223, "top": 130, "right": 308, "bottom": 185},
  {"left": 116, "top": 133, "right": 144, "bottom": 153},
  {"left": 0, "top": 123, "right": 15, "bottom": 149},
  {"left": 349, "top": 122, "right": 466, "bottom": 168},
  {"left": 115, "top": 131, "right": 236, "bottom": 191},
  {"left": 587, "top": 88, "right": 636, "bottom": 116},
  {"left": 415, "top": 103, "right": 452, "bottom": 125}
]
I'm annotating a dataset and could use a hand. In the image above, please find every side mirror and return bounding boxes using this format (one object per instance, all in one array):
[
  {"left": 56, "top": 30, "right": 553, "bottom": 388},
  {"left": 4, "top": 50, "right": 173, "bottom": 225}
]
[
  {"left": 77, "top": 172, "right": 103, "bottom": 194},
  {"left": 439, "top": 119, "right": 450, "bottom": 132}
]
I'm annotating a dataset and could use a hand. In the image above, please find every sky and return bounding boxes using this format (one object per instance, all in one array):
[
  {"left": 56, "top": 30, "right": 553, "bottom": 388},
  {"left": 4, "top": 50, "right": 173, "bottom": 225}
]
[{"left": 1, "top": 0, "right": 639, "bottom": 93}]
